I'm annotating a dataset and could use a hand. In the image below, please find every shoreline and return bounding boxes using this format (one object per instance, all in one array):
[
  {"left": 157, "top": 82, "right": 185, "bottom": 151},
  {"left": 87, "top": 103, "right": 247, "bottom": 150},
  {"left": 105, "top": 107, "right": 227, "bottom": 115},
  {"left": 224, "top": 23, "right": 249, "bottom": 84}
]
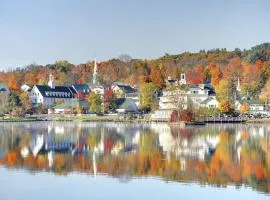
[{"left": 1, "top": 116, "right": 270, "bottom": 124}]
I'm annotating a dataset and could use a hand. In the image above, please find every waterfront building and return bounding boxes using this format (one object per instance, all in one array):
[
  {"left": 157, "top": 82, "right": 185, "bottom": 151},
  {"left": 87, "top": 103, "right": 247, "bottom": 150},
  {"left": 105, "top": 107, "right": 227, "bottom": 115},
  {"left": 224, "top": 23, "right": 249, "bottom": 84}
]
[
  {"left": 49, "top": 99, "right": 89, "bottom": 114},
  {"left": 111, "top": 83, "right": 139, "bottom": 106},
  {"left": 234, "top": 77, "right": 266, "bottom": 114},
  {"left": 30, "top": 74, "right": 77, "bottom": 107},
  {"left": 115, "top": 98, "right": 139, "bottom": 114},
  {"left": 235, "top": 97, "right": 265, "bottom": 114},
  {"left": 151, "top": 73, "right": 218, "bottom": 120}
]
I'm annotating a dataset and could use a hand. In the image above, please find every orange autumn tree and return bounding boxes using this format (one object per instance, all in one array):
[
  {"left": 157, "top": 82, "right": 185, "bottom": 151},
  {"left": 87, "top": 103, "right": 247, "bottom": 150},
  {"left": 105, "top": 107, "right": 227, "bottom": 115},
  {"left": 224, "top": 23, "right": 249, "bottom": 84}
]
[
  {"left": 219, "top": 100, "right": 231, "bottom": 113},
  {"left": 240, "top": 102, "right": 250, "bottom": 114},
  {"left": 186, "top": 68, "right": 205, "bottom": 84},
  {"left": 223, "top": 57, "right": 243, "bottom": 81},
  {"left": 150, "top": 64, "right": 165, "bottom": 88},
  {"left": 207, "top": 63, "right": 223, "bottom": 87},
  {"left": 7, "top": 74, "right": 20, "bottom": 92}
]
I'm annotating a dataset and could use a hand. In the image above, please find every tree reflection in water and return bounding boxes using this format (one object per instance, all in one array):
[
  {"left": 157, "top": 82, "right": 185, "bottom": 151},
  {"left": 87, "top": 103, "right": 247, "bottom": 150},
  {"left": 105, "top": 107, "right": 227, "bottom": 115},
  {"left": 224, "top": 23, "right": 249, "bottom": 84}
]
[{"left": 0, "top": 122, "right": 269, "bottom": 194}]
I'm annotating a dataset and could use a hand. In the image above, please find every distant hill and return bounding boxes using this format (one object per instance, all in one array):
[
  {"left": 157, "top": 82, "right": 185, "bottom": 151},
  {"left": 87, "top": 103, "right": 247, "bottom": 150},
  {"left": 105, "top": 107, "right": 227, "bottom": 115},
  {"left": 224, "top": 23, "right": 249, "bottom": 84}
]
[{"left": 1, "top": 43, "right": 270, "bottom": 98}]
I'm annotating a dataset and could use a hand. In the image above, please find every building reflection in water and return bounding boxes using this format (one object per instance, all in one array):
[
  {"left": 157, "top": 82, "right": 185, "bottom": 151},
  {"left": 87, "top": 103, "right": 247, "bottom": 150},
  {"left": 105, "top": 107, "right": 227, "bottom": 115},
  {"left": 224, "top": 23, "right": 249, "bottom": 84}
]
[{"left": 0, "top": 122, "right": 269, "bottom": 194}]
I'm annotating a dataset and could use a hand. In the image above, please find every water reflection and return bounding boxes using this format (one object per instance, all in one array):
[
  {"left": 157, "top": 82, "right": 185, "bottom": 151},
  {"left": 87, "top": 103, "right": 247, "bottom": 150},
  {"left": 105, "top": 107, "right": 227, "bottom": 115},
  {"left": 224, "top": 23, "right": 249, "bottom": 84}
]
[{"left": 0, "top": 122, "right": 269, "bottom": 194}]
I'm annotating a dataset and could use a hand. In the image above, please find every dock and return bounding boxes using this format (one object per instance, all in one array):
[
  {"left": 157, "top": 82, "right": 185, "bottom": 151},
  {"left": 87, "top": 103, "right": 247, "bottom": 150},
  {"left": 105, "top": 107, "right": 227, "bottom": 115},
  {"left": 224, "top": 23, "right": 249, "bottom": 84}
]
[{"left": 203, "top": 117, "right": 246, "bottom": 123}]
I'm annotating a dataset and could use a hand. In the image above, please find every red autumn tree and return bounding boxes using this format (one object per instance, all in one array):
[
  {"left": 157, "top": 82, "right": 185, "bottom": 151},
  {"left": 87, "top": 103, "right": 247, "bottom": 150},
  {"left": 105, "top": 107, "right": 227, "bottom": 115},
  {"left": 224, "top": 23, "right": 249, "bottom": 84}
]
[{"left": 103, "top": 88, "right": 116, "bottom": 112}]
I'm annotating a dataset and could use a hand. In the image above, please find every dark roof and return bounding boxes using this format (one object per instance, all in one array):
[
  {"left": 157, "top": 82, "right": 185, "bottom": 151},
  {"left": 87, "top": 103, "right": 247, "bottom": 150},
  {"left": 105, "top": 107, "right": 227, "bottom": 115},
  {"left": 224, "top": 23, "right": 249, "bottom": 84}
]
[
  {"left": 0, "top": 84, "right": 9, "bottom": 93},
  {"left": 115, "top": 98, "right": 126, "bottom": 107},
  {"left": 116, "top": 84, "right": 137, "bottom": 93},
  {"left": 35, "top": 85, "right": 76, "bottom": 98},
  {"left": 167, "top": 79, "right": 177, "bottom": 83},
  {"left": 72, "top": 84, "right": 90, "bottom": 93}
]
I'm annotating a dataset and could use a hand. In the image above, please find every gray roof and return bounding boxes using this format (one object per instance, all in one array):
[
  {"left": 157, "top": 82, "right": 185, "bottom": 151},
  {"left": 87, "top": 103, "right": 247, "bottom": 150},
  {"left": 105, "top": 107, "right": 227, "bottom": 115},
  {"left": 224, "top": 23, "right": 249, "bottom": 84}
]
[
  {"left": 115, "top": 98, "right": 138, "bottom": 112},
  {"left": 240, "top": 95, "right": 264, "bottom": 105},
  {"left": 241, "top": 99, "right": 264, "bottom": 105},
  {"left": 200, "top": 97, "right": 216, "bottom": 104}
]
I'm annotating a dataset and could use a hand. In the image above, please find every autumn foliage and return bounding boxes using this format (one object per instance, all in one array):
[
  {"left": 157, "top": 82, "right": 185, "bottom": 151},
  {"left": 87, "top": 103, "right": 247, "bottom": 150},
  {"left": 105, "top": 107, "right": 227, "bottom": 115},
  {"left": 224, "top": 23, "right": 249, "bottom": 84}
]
[
  {"left": 169, "top": 110, "right": 194, "bottom": 122},
  {"left": 240, "top": 102, "right": 250, "bottom": 113}
]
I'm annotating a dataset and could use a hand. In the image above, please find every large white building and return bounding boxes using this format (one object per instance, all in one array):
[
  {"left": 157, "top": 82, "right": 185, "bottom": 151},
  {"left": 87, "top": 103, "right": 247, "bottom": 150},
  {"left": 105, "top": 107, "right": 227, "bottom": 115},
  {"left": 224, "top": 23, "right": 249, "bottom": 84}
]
[
  {"left": 151, "top": 73, "right": 219, "bottom": 120},
  {"left": 30, "top": 74, "right": 77, "bottom": 107}
]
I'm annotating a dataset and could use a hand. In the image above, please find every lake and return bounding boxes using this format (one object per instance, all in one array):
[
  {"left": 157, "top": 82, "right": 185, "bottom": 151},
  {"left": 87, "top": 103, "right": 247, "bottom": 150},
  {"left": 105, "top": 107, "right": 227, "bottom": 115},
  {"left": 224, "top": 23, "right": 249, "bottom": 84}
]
[{"left": 0, "top": 122, "right": 269, "bottom": 200}]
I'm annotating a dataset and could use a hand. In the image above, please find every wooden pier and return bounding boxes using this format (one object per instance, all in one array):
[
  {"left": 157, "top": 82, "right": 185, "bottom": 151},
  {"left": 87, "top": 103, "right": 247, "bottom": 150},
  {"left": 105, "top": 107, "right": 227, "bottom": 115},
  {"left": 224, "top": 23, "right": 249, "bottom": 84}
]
[{"left": 203, "top": 117, "right": 246, "bottom": 123}]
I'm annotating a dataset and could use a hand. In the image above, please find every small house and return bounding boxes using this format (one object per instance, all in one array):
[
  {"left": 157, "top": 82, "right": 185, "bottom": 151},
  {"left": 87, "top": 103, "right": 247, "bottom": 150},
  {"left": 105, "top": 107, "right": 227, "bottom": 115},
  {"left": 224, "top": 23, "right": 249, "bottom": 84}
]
[{"left": 115, "top": 98, "right": 138, "bottom": 114}]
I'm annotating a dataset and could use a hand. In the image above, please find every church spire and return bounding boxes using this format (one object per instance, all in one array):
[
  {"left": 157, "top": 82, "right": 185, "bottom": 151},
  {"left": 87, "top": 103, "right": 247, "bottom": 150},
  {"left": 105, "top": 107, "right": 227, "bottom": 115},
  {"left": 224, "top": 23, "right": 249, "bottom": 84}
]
[
  {"left": 236, "top": 76, "right": 241, "bottom": 92},
  {"left": 93, "top": 59, "right": 98, "bottom": 85}
]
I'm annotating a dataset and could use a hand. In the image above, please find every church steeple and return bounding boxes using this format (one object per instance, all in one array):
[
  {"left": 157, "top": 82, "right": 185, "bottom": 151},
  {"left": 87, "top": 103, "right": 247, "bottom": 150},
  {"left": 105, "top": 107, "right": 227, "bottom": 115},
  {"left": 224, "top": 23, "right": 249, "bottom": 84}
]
[
  {"left": 236, "top": 76, "right": 241, "bottom": 92},
  {"left": 93, "top": 59, "right": 98, "bottom": 85}
]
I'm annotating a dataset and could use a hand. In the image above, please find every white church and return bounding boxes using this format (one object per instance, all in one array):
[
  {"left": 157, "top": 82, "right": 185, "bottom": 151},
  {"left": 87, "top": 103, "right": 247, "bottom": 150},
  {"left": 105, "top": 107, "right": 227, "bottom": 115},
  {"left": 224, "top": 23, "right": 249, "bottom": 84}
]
[{"left": 89, "top": 59, "right": 105, "bottom": 94}]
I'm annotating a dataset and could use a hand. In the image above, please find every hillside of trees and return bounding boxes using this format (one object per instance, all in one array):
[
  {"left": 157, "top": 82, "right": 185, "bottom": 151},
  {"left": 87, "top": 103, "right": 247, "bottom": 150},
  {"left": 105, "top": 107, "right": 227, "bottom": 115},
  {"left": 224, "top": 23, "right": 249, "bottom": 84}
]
[{"left": 1, "top": 42, "right": 270, "bottom": 113}]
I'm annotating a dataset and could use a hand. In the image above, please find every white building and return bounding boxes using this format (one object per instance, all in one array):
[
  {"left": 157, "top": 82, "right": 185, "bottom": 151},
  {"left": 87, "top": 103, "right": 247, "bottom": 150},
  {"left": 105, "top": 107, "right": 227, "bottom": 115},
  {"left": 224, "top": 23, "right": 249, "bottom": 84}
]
[
  {"left": 21, "top": 84, "right": 31, "bottom": 93},
  {"left": 111, "top": 83, "right": 139, "bottom": 106},
  {"left": 159, "top": 76, "right": 218, "bottom": 110},
  {"left": 151, "top": 73, "right": 219, "bottom": 120},
  {"left": 235, "top": 98, "right": 265, "bottom": 114},
  {"left": 90, "top": 85, "right": 105, "bottom": 95},
  {"left": 235, "top": 77, "right": 266, "bottom": 114},
  {"left": 30, "top": 74, "right": 76, "bottom": 107}
]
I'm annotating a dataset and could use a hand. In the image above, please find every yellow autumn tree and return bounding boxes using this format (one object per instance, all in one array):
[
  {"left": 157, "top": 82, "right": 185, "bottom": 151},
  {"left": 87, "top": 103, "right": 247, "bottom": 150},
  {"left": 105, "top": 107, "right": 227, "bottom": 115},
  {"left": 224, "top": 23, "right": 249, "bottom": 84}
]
[{"left": 219, "top": 100, "right": 231, "bottom": 113}]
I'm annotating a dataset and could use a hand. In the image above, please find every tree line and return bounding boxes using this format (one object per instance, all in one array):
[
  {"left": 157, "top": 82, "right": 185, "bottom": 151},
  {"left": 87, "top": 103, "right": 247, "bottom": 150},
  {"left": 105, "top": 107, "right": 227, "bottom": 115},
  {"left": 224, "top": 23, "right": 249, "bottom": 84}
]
[{"left": 0, "top": 43, "right": 270, "bottom": 115}]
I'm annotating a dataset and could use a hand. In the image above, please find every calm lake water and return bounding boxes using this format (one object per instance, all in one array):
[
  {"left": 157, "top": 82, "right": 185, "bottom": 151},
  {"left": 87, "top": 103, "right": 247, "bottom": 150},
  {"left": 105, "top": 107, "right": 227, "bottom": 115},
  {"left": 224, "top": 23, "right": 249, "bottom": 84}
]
[{"left": 0, "top": 122, "right": 269, "bottom": 200}]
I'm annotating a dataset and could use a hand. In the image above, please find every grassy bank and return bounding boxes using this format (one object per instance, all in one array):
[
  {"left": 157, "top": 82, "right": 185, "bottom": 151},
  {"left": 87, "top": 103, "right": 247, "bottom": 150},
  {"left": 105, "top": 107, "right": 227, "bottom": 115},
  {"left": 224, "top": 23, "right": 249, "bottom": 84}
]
[
  {"left": 0, "top": 116, "right": 39, "bottom": 122},
  {"left": 55, "top": 115, "right": 153, "bottom": 123}
]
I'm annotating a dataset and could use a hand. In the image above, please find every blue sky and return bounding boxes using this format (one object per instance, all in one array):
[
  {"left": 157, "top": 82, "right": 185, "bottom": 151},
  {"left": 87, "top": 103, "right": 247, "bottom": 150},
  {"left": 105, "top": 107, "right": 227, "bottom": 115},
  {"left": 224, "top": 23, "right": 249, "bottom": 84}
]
[{"left": 0, "top": 0, "right": 269, "bottom": 69}]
